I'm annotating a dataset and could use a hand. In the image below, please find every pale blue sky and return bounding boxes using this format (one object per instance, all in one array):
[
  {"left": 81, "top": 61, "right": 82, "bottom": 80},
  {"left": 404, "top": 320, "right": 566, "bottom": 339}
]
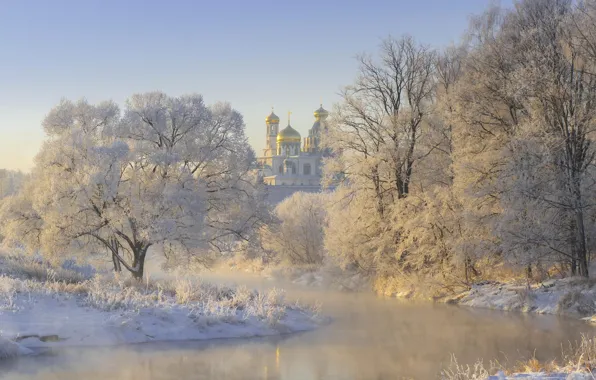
[{"left": 0, "top": 0, "right": 511, "bottom": 171}]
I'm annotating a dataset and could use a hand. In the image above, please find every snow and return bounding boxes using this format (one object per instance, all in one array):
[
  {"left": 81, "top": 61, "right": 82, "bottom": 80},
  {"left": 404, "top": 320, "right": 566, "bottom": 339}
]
[
  {"left": 0, "top": 293, "right": 316, "bottom": 349},
  {"left": 0, "top": 338, "right": 32, "bottom": 359},
  {"left": 445, "top": 278, "right": 596, "bottom": 317},
  {"left": 0, "top": 267, "right": 322, "bottom": 359},
  {"left": 488, "top": 371, "right": 595, "bottom": 379}
]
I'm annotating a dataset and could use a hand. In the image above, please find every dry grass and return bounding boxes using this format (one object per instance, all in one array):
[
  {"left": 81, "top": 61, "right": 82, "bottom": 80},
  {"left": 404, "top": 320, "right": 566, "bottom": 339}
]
[
  {"left": 441, "top": 356, "right": 491, "bottom": 379},
  {"left": 80, "top": 275, "right": 300, "bottom": 326},
  {"left": 443, "top": 336, "right": 596, "bottom": 379},
  {"left": 561, "top": 335, "right": 596, "bottom": 372},
  {"left": 373, "top": 274, "right": 470, "bottom": 300},
  {"left": 0, "top": 254, "right": 90, "bottom": 284},
  {"left": 510, "top": 355, "right": 558, "bottom": 374},
  {"left": 475, "top": 259, "right": 526, "bottom": 284}
]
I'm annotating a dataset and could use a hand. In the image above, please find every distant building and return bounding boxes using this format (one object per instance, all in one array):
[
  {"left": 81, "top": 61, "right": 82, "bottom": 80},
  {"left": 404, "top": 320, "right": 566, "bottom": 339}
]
[
  {"left": 256, "top": 105, "right": 331, "bottom": 204},
  {"left": 257, "top": 105, "right": 329, "bottom": 187}
]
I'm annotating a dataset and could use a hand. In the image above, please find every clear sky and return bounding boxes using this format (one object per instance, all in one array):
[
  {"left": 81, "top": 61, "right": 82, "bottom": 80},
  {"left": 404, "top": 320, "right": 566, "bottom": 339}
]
[{"left": 0, "top": 0, "right": 511, "bottom": 172}]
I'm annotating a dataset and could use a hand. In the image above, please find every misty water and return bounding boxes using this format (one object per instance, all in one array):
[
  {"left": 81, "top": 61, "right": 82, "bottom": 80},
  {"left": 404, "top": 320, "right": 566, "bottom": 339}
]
[{"left": 1, "top": 271, "right": 595, "bottom": 380}]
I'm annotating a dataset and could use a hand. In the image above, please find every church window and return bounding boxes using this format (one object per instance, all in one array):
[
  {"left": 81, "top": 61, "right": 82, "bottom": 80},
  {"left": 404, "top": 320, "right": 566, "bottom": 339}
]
[{"left": 303, "top": 163, "right": 311, "bottom": 175}]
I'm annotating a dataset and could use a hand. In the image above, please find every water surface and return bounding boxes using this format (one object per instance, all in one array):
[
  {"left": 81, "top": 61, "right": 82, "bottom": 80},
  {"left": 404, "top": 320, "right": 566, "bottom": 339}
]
[{"left": 2, "top": 271, "right": 594, "bottom": 379}]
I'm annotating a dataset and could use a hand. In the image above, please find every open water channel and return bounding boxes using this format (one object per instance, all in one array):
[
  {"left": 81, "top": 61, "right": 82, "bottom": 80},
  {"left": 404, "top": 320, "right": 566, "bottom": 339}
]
[{"left": 1, "top": 271, "right": 594, "bottom": 379}]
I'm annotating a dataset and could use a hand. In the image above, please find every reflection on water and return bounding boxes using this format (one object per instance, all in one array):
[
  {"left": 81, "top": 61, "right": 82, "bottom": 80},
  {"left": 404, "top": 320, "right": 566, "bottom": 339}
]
[{"left": 1, "top": 271, "right": 595, "bottom": 379}]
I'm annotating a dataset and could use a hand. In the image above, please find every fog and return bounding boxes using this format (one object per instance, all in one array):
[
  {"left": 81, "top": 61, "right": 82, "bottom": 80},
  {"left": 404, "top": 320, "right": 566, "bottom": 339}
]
[{"left": 1, "top": 271, "right": 594, "bottom": 380}]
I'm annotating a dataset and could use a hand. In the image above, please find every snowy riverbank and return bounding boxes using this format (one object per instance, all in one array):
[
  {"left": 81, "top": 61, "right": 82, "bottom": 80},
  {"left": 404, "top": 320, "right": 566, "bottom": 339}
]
[
  {"left": 443, "top": 277, "right": 596, "bottom": 319},
  {"left": 489, "top": 373, "right": 594, "bottom": 379},
  {"left": 0, "top": 255, "right": 323, "bottom": 358},
  {"left": 439, "top": 278, "right": 596, "bottom": 379}
]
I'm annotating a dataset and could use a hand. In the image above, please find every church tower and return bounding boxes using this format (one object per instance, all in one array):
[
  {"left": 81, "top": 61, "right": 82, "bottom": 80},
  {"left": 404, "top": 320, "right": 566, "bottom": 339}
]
[
  {"left": 264, "top": 109, "right": 280, "bottom": 157},
  {"left": 257, "top": 104, "right": 326, "bottom": 189},
  {"left": 276, "top": 112, "right": 301, "bottom": 156},
  {"left": 304, "top": 104, "right": 329, "bottom": 153}
]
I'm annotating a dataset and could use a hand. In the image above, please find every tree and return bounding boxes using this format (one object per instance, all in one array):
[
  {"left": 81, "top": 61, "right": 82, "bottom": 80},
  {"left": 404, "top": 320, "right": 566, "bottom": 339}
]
[
  {"left": 510, "top": 0, "right": 596, "bottom": 277},
  {"left": 324, "top": 36, "right": 436, "bottom": 218},
  {"left": 0, "top": 170, "right": 27, "bottom": 200},
  {"left": 324, "top": 185, "right": 394, "bottom": 275},
  {"left": 262, "top": 192, "right": 328, "bottom": 266},
  {"left": 449, "top": 0, "right": 596, "bottom": 278},
  {"left": 0, "top": 93, "right": 259, "bottom": 279}
]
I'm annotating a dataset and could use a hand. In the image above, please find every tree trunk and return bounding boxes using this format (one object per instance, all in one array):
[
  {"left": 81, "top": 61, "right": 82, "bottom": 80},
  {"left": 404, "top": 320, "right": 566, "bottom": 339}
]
[
  {"left": 575, "top": 209, "right": 589, "bottom": 277},
  {"left": 400, "top": 128, "right": 416, "bottom": 199},
  {"left": 109, "top": 237, "right": 122, "bottom": 272},
  {"left": 570, "top": 177, "right": 589, "bottom": 277},
  {"left": 372, "top": 165, "right": 385, "bottom": 217},
  {"left": 112, "top": 253, "right": 122, "bottom": 272},
  {"left": 569, "top": 216, "right": 578, "bottom": 276},
  {"left": 130, "top": 245, "right": 150, "bottom": 280}
]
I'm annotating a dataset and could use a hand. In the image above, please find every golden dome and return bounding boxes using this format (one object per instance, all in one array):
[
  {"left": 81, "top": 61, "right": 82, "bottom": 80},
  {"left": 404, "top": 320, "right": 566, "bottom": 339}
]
[
  {"left": 313, "top": 104, "right": 329, "bottom": 119},
  {"left": 276, "top": 125, "right": 301, "bottom": 143},
  {"left": 265, "top": 111, "right": 280, "bottom": 124}
]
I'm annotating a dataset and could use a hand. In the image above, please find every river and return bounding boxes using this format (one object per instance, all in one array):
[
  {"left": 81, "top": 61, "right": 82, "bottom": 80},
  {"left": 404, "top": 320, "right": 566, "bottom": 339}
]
[{"left": 1, "top": 270, "right": 594, "bottom": 379}]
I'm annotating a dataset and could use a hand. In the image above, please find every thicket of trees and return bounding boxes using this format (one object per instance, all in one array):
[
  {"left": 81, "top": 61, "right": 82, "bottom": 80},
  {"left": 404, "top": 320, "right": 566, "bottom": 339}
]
[
  {"left": 261, "top": 192, "right": 328, "bottom": 266},
  {"left": 317, "top": 0, "right": 596, "bottom": 293}
]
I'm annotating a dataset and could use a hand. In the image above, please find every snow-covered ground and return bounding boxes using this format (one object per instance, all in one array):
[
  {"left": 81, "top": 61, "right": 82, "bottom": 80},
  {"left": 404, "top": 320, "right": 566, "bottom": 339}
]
[
  {"left": 444, "top": 277, "right": 596, "bottom": 318},
  {"left": 444, "top": 368, "right": 595, "bottom": 380},
  {"left": 457, "top": 369, "right": 596, "bottom": 379},
  {"left": 0, "top": 254, "right": 323, "bottom": 358},
  {"left": 489, "top": 373, "right": 594, "bottom": 379}
]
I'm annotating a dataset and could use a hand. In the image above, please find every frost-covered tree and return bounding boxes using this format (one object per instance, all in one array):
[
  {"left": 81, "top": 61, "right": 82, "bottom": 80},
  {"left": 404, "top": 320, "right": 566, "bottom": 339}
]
[
  {"left": 324, "top": 36, "right": 436, "bottom": 217},
  {"left": 450, "top": 0, "right": 596, "bottom": 277},
  {"left": 322, "top": 0, "right": 596, "bottom": 289},
  {"left": 324, "top": 185, "right": 394, "bottom": 275},
  {"left": 0, "top": 170, "right": 27, "bottom": 200},
  {"left": 446, "top": 3, "right": 522, "bottom": 278},
  {"left": 116, "top": 93, "right": 262, "bottom": 258},
  {"left": 1, "top": 93, "right": 259, "bottom": 279},
  {"left": 0, "top": 169, "right": 29, "bottom": 242},
  {"left": 321, "top": 36, "right": 445, "bottom": 278},
  {"left": 262, "top": 192, "right": 328, "bottom": 266}
]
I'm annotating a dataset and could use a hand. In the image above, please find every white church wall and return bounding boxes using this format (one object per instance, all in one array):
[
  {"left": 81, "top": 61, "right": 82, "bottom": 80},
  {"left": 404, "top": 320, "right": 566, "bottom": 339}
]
[{"left": 264, "top": 185, "right": 326, "bottom": 205}]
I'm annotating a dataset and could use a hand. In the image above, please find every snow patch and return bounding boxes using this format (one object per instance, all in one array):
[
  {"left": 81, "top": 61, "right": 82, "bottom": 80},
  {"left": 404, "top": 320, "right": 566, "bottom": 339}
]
[
  {"left": 445, "top": 278, "right": 596, "bottom": 317},
  {"left": 0, "top": 272, "right": 323, "bottom": 359}
]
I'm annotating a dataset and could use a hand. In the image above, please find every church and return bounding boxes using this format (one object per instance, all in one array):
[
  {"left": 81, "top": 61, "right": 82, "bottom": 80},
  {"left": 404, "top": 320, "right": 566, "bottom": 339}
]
[{"left": 257, "top": 105, "right": 329, "bottom": 187}]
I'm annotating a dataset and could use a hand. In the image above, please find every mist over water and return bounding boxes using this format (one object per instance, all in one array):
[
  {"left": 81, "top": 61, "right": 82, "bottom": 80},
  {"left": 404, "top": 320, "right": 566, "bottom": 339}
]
[{"left": 2, "top": 271, "right": 594, "bottom": 379}]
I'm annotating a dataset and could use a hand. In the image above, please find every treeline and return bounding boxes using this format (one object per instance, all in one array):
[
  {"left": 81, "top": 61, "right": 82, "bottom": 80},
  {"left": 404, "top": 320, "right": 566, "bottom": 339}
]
[
  {"left": 3, "top": 0, "right": 596, "bottom": 291},
  {"left": 261, "top": 0, "right": 596, "bottom": 295}
]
